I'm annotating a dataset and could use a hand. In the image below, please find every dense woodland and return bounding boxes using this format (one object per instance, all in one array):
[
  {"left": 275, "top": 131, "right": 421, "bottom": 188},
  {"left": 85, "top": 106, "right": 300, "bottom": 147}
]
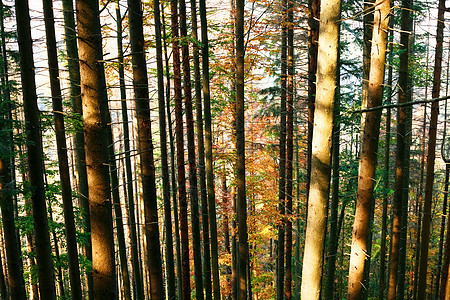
[{"left": 0, "top": 0, "right": 450, "bottom": 299}]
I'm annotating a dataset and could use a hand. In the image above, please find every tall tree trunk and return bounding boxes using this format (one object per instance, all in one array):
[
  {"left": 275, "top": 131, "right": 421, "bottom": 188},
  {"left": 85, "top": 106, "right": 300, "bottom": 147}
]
[
  {"left": 347, "top": 0, "right": 390, "bottom": 298},
  {"left": 178, "top": 0, "right": 204, "bottom": 296},
  {"left": 379, "top": 22, "right": 394, "bottom": 300},
  {"left": 0, "top": 223, "right": 7, "bottom": 300},
  {"left": 153, "top": 0, "right": 176, "bottom": 297},
  {"left": 169, "top": 0, "right": 190, "bottom": 297},
  {"left": 387, "top": 0, "right": 412, "bottom": 298},
  {"left": 115, "top": 3, "right": 144, "bottom": 299},
  {"left": 161, "top": 6, "right": 183, "bottom": 297},
  {"left": 42, "top": 0, "right": 82, "bottom": 297},
  {"left": 236, "top": 0, "right": 247, "bottom": 297},
  {"left": 127, "top": 0, "right": 165, "bottom": 298},
  {"left": 276, "top": 0, "right": 287, "bottom": 296},
  {"left": 190, "top": 0, "right": 213, "bottom": 296},
  {"left": 300, "top": 0, "right": 340, "bottom": 298},
  {"left": 15, "top": 0, "right": 56, "bottom": 298},
  {"left": 199, "top": 0, "right": 221, "bottom": 296},
  {"left": 305, "top": 0, "right": 319, "bottom": 212},
  {"left": 440, "top": 163, "right": 450, "bottom": 299},
  {"left": 0, "top": 2, "right": 26, "bottom": 297},
  {"left": 418, "top": 0, "right": 445, "bottom": 297},
  {"left": 60, "top": 0, "right": 93, "bottom": 295},
  {"left": 75, "top": 0, "right": 117, "bottom": 297},
  {"left": 323, "top": 22, "right": 340, "bottom": 300},
  {"left": 284, "top": 1, "right": 294, "bottom": 297}
]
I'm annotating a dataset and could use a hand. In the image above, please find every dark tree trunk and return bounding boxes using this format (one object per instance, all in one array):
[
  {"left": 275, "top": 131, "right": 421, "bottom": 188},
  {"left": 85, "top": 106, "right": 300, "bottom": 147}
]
[
  {"left": 75, "top": 0, "right": 117, "bottom": 297},
  {"left": 169, "top": 0, "right": 190, "bottom": 297},
  {"left": 60, "top": 0, "right": 93, "bottom": 295},
  {"left": 42, "top": 0, "right": 82, "bottom": 297},
  {"left": 178, "top": 0, "right": 204, "bottom": 296},
  {"left": 190, "top": 0, "right": 213, "bottom": 297},
  {"left": 115, "top": 3, "right": 144, "bottom": 299},
  {"left": 388, "top": 0, "right": 412, "bottom": 298},
  {"left": 127, "top": 0, "right": 165, "bottom": 298},
  {"left": 236, "top": 0, "right": 247, "bottom": 298},
  {"left": 15, "top": 0, "right": 56, "bottom": 298},
  {"left": 418, "top": 0, "right": 445, "bottom": 297},
  {"left": 153, "top": 0, "right": 176, "bottom": 297},
  {"left": 199, "top": 0, "right": 221, "bottom": 295}
]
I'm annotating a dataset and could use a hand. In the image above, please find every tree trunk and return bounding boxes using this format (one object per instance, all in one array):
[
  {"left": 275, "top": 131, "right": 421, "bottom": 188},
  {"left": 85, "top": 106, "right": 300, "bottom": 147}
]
[
  {"left": 284, "top": 1, "right": 294, "bottom": 297},
  {"left": 15, "top": 0, "right": 56, "bottom": 298},
  {"left": 127, "top": 0, "right": 165, "bottom": 298},
  {"left": 347, "top": 0, "right": 390, "bottom": 297},
  {"left": 235, "top": 0, "right": 247, "bottom": 298},
  {"left": 190, "top": 0, "right": 213, "bottom": 297},
  {"left": 440, "top": 164, "right": 450, "bottom": 299},
  {"left": 60, "top": 0, "right": 93, "bottom": 295},
  {"left": 387, "top": 0, "right": 412, "bottom": 298},
  {"left": 178, "top": 0, "right": 204, "bottom": 297},
  {"left": 300, "top": 0, "right": 340, "bottom": 298},
  {"left": 169, "top": 0, "right": 190, "bottom": 298},
  {"left": 418, "top": 0, "right": 445, "bottom": 297},
  {"left": 199, "top": 0, "right": 221, "bottom": 296},
  {"left": 276, "top": 0, "right": 287, "bottom": 296},
  {"left": 115, "top": 3, "right": 144, "bottom": 299},
  {"left": 75, "top": 0, "right": 117, "bottom": 297},
  {"left": 42, "top": 0, "right": 82, "bottom": 297}
]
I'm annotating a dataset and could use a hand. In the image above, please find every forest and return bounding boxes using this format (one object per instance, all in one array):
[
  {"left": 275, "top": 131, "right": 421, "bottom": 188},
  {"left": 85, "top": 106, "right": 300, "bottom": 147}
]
[{"left": 0, "top": 0, "right": 449, "bottom": 299}]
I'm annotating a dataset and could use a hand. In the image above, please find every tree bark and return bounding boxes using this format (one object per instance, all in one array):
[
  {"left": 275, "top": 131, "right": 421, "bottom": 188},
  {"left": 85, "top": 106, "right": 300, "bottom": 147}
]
[
  {"left": 127, "top": 0, "right": 165, "bottom": 298},
  {"left": 300, "top": 0, "right": 340, "bottom": 298},
  {"left": 15, "top": 0, "right": 56, "bottom": 298},
  {"left": 347, "top": 0, "right": 390, "bottom": 297},
  {"left": 199, "top": 0, "right": 221, "bottom": 296},
  {"left": 42, "top": 0, "right": 82, "bottom": 297},
  {"left": 75, "top": 0, "right": 117, "bottom": 297},
  {"left": 418, "top": 0, "right": 445, "bottom": 297}
]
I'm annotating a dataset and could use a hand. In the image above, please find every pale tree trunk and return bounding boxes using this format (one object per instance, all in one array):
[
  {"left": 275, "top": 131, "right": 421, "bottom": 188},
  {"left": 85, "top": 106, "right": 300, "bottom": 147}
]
[
  {"left": 75, "top": 0, "right": 117, "bottom": 297},
  {"left": 347, "top": 0, "right": 390, "bottom": 298},
  {"left": 300, "top": 0, "right": 341, "bottom": 298},
  {"left": 15, "top": 0, "right": 56, "bottom": 298},
  {"left": 418, "top": 0, "right": 445, "bottom": 297},
  {"left": 127, "top": 0, "right": 165, "bottom": 298},
  {"left": 42, "top": 0, "right": 82, "bottom": 297}
]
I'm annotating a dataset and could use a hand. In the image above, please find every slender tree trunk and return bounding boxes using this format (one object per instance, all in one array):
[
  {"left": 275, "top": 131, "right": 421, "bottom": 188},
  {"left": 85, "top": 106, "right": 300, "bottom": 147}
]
[
  {"left": 153, "top": 0, "right": 176, "bottom": 298},
  {"left": 305, "top": 0, "right": 319, "bottom": 212},
  {"left": 190, "top": 0, "right": 213, "bottom": 297},
  {"left": 15, "top": 0, "right": 56, "bottom": 298},
  {"left": 60, "top": 0, "right": 93, "bottom": 295},
  {"left": 199, "top": 0, "right": 221, "bottom": 296},
  {"left": 42, "top": 0, "right": 82, "bottom": 297},
  {"left": 418, "top": 0, "right": 445, "bottom": 297},
  {"left": 75, "top": 0, "right": 117, "bottom": 297},
  {"left": 0, "top": 3, "right": 26, "bottom": 297},
  {"left": 0, "top": 224, "right": 7, "bottom": 300},
  {"left": 388, "top": 1, "right": 412, "bottom": 298},
  {"left": 284, "top": 1, "right": 294, "bottom": 298},
  {"left": 347, "top": 0, "right": 390, "bottom": 298},
  {"left": 161, "top": 6, "right": 183, "bottom": 297},
  {"left": 276, "top": 1, "right": 287, "bottom": 296},
  {"left": 115, "top": 3, "right": 144, "bottom": 299},
  {"left": 236, "top": 0, "right": 247, "bottom": 297},
  {"left": 300, "top": 0, "right": 340, "bottom": 298},
  {"left": 127, "top": 0, "right": 165, "bottom": 298},
  {"left": 379, "top": 23, "right": 394, "bottom": 300},
  {"left": 178, "top": 0, "right": 204, "bottom": 296},
  {"left": 169, "top": 0, "right": 191, "bottom": 297},
  {"left": 440, "top": 164, "right": 450, "bottom": 299}
]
